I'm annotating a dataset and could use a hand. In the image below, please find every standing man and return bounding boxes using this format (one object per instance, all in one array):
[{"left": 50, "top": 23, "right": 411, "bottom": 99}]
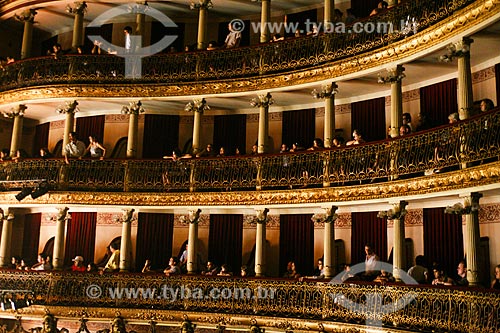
[
  {"left": 123, "top": 26, "right": 132, "bottom": 53},
  {"left": 224, "top": 22, "right": 241, "bottom": 48},
  {"left": 64, "top": 131, "right": 86, "bottom": 164}
]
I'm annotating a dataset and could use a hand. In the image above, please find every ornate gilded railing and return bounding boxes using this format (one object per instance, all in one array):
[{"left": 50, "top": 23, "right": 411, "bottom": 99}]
[
  {"left": 0, "top": 109, "right": 499, "bottom": 193},
  {"left": 0, "top": 0, "right": 475, "bottom": 90},
  {"left": 0, "top": 270, "right": 498, "bottom": 332}
]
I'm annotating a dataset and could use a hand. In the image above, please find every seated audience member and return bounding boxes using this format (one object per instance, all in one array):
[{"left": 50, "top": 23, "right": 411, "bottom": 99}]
[
  {"left": 402, "top": 112, "right": 413, "bottom": 132},
  {"left": 102, "top": 243, "right": 120, "bottom": 273},
  {"left": 0, "top": 148, "right": 11, "bottom": 161},
  {"left": 196, "top": 144, "right": 216, "bottom": 158},
  {"left": 346, "top": 129, "right": 365, "bottom": 146},
  {"left": 308, "top": 138, "right": 324, "bottom": 151},
  {"left": 279, "top": 144, "right": 289, "bottom": 153},
  {"left": 272, "top": 34, "right": 285, "bottom": 42},
  {"left": 87, "top": 263, "right": 98, "bottom": 272},
  {"left": 142, "top": 259, "right": 152, "bottom": 273},
  {"left": 416, "top": 112, "right": 434, "bottom": 131},
  {"left": 201, "top": 261, "right": 219, "bottom": 275},
  {"left": 345, "top": 8, "right": 357, "bottom": 24},
  {"left": 249, "top": 144, "right": 258, "bottom": 155},
  {"left": 491, "top": 264, "right": 500, "bottom": 289},
  {"left": 455, "top": 260, "right": 468, "bottom": 286},
  {"left": 32, "top": 254, "right": 52, "bottom": 271},
  {"left": 12, "top": 149, "right": 29, "bottom": 162},
  {"left": 303, "top": 259, "right": 325, "bottom": 280},
  {"left": 71, "top": 256, "right": 86, "bottom": 272},
  {"left": 224, "top": 22, "right": 241, "bottom": 48},
  {"left": 240, "top": 265, "right": 249, "bottom": 277},
  {"left": 283, "top": 261, "right": 300, "bottom": 279},
  {"left": 363, "top": 243, "right": 380, "bottom": 280},
  {"left": 431, "top": 266, "right": 454, "bottom": 286},
  {"left": 407, "top": 255, "right": 429, "bottom": 284},
  {"left": 17, "top": 259, "right": 28, "bottom": 271},
  {"left": 339, "top": 264, "right": 355, "bottom": 282},
  {"left": 399, "top": 124, "right": 411, "bottom": 136},
  {"left": 289, "top": 142, "right": 305, "bottom": 152},
  {"left": 10, "top": 256, "right": 20, "bottom": 269},
  {"left": 217, "top": 264, "right": 233, "bottom": 276},
  {"left": 370, "top": 1, "right": 388, "bottom": 16},
  {"left": 373, "top": 269, "right": 395, "bottom": 283},
  {"left": 448, "top": 112, "right": 459, "bottom": 124},
  {"left": 480, "top": 98, "right": 495, "bottom": 112},
  {"left": 332, "top": 136, "right": 344, "bottom": 148},
  {"left": 164, "top": 257, "right": 181, "bottom": 276},
  {"left": 217, "top": 147, "right": 226, "bottom": 157},
  {"left": 84, "top": 135, "right": 106, "bottom": 159},
  {"left": 39, "top": 148, "right": 54, "bottom": 159},
  {"left": 64, "top": 131, "right": 86, "bottom": 164}
]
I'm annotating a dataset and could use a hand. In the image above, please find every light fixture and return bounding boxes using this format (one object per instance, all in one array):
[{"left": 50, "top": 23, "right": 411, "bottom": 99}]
[
  {"left": 311, "top": 83, "right": 338, "bottom": 99},
  {"left": 2, "top": 104, "right": 27, "bottom": 118},
  {"left": 185, "top": 98, "right": 210, "bottom": 113},
  {"left": 30, "top": 181, "right": 50, "bottom": 199},
  {"left": 121, "top": 101, "right": 146, "bottom": 115},
  {"left": 377, "top": 65, "right": 405, "bottom": 84},
  {"left": 15, "top": 187, "right": 34, "bottom": 201},
  {"left": 56, "top": 100, "right": 79, "bottom": 114}
]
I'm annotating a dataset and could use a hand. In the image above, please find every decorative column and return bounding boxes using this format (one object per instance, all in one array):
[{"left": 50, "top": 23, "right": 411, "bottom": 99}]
[
  {"left": 324, "top": 0, "right": 333, "bottom": 26},
  {"left": 190, "top": 0, "right": 213, "bottom": 50},
  {"left": 66, "top": 1, "right": 87, "bottom": 51},
  {"left": 118, "top": 208, "right": 135, "bottom": 272},
  {"left": 445, "top": 192, "right": 482, "bottom": 286},
  {"left": 121, "top": 101, "right": 145, "bottom": 159},
  {"left": 251, "top": 93, "right": 274, "bottom": 154},
  {"left": 14, "top": 9, "right": 37, "bottom": 59},
  {"left": 378, "top": 201, "right": 408, "bottom": 281},
  {"left": 312, "top": 83, "right": 338, "bottom": 148},
  {"left": 313, "top": 206, "right": 338, "bottom": 278},
  {"left": 254, "top": 208, "right": 269, "bottom": 277},
  {"left": 439, "top": 37, "right": 473, "bottom": 120},
  {"left": 185, "top": 99, "right": 210, "bottom": 155},
  {"left": 260, "top": 0, "right": 271, "bottom": 43},
  {"left": 378, "top": 65, "right": 405, "bottom": 138},
  {"left": 2, "top": 104, "right": 27, "bottom": 157},
  {"left": 52, "top": 207, "right": 70, "bottom": 270},
  {"left": 183, "top": 209, "right": 201, "bottom": 274},
  {"left": 56, "top": 101, "right": 79, "bottom": 154},
  {"left": 0, "top": 209, "right": 15, "bottom": 267},
  {"left": 135, "top": 2, "right": 148, "bottom": 46}
]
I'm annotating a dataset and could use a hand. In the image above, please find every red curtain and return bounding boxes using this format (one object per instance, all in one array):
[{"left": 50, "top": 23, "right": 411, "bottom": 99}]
[
  {"left": 420, "top": 78, "right": 458, "bottom": 128},
  {"left": 351, "top": 212, "right": 387, "bottom": 265},
  {"left": 213, "top": 115, "right": 247, "bottom": 155},
  {"left": 279, "top": 214, "right": 314, "bottom": 276},
  {"left": 142, "top": 115, "right": 180, "bottom": 158},
  {"left": 351, "top": 97, "right": 386, "bottom": 142},
  {"left": 282, "top": 109, "right": 316, "bottom": 149},
  {"left": 22, "top": 213, "right": 41, "bottom": 264},
  {"left": 496, "top": 63, "right": 500, "bottom": 105},
  {"left": 135, "top": 213, "right": 174, "bottom": 271},
  {"left": 33, "top": 123, "right": 50, "bottom": 156},
  {"left": 64, "top": 212, "right": 97, "bottom": 266},
  {"left": 76, "top": 115, "right": 105, "bottom": 147},
  {"left": 423, "top": 207, "right": 464, "bottom": 276},
  {"left": 208, "top": 214, "right": 243, "bottom": 273}
]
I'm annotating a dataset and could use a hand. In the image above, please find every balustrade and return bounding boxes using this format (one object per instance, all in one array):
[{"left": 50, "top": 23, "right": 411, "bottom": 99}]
[{"left": 0, "top": 109, "right": 499, "bottom": 193}]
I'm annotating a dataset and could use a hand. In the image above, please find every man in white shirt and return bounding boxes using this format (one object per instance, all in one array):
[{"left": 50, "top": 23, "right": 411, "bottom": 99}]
[
  {"left": 124, "top": 26, "right": 132, "bottom": 53},
  {"left": 64, "top": 131, "right": 86, "bottom": 164},
  {"left": 364, "top": 243, "right": 380, "bottom": 279},
  {"left": 224, "top": 23, "right": 241, "bottom": 48}
]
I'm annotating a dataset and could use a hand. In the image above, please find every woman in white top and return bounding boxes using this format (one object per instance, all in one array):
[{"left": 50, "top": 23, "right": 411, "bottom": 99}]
[{"left": 85, "top": 135, "right": 106, "bottom": 159}]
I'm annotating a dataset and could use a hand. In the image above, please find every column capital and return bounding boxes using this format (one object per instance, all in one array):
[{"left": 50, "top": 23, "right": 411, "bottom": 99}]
[
  {"left": 312, "top": 205, "right": 338, "bottom": 223},
  {"left": 378, "top": 200, "right": 408, "bottom": 220},
  {"left": 185, "top": 98, "right": 210, "bottom": 114},
  {"left": 250, "top": 93, "right": 274, "bottom": 108},
  {"left": 56, "top": 207, "right": 71, "bottom": 222},
  {"left": 445, "top": 193, "right": 481, "bottom": 215},
  {"left": 2, "top": 104, "right": 27, "bottom": 119},
  {"left": 14, "top": 8, "right": 37, "bottom": 23},
  {"left": 254, "top": 208, "right": 269, "bottom": 224},
  {"left": 122, "top": 101, "right": 146, "bottom": 115},
  {"left": 117, "top": 208, "right": 135, "bottom": 223},
  {"left": 66, "top": 1, "right": 88, "bottom": 15},
  {"left": 56, "top": 100, "right": 79, "bottom": 114},
  {"left": 181, "top": 209, "right": 202, "bottom": 224},
  {"left": 312, "top": 82, "right": 338, "bottom": 99},
  {"left": 440, "top": 37, "right": 473, "bottom": 62},
  {"left": 0, "top": 208, "right": 15, "bottom": 221},
  {"left": 378, "top": 65, "right": 405, "bottom": 84},
  {"left": 189, "top": 0, "right": 213, "bottom": 10}
]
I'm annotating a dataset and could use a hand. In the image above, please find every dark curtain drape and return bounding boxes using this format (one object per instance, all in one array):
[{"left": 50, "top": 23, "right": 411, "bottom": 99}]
[
  {"left": 64, "top": 212, "right": 97, "bottom": 266},
  {"left": 282, "top": 109, "right": 316, "bottom": 149},
  {"left": 75, "top": 115, "right": 105, "bottom": 147},
  {"left": 208, "top": 214, "right": 243, "bottom": 273},
  {"left": 33, "top": 123, "right": 50, "bottom": 156},
  {"left": 351, "top": 212, "right": 387, "bottom": 265},
  {"left": 142, "top": 115, "right": 180, "bottom": 158},
  {"left": 213, "top": 114, "right": 247, "bottom": 155},
  {"left": 136, "top": 213, "right": 174, "bottom": 271},
  {"left": 350, "top": 0, "right": 380, "bottom": 18},
  {"left": 151, "top": 21, "right": 185, "bottom": 53},
  {"left": 423, "top": 207, "right": 464, "bottom": 276},
  {"left": 496, "top": 63, "right": 500, "bottom": 105},
  {"left": 420, "top": 78, "right": 458, "bottom": 128},
  {"left": 279, "top": 214, "right": 314, "bottom": 276},
  {"left": 84, "top": 24, "right": 112, "bottom": 54},
  {"left": 22, "top": 213, "right": 41, "bottom": 264},
  {"left": 351, "top": 97, "right": 386, "bottom": 142}
]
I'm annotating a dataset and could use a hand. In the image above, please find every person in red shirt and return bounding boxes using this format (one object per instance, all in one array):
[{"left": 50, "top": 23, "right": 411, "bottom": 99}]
[{"left": 71, "top": 256, "right": 86, "bottom": 272}]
